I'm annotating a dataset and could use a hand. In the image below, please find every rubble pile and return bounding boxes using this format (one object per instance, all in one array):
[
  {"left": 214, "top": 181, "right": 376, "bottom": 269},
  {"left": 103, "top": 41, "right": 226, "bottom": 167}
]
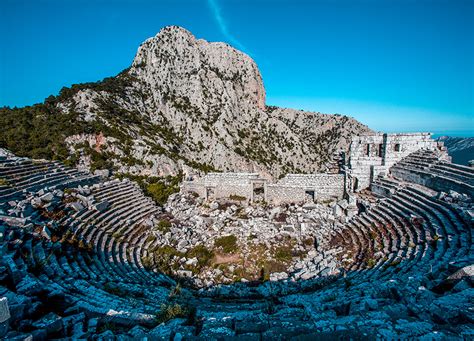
[{"left": 156, "top": 192, "right": 347, "bottom": 286}]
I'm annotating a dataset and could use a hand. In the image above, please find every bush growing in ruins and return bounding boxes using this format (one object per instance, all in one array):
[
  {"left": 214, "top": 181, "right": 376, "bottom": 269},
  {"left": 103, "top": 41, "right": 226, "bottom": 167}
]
[
  {"left": 156, "top": 303, "right": 189, "bottom": 324},
  {"left": 260, "top": 260, "right": 287, "bottom": 281},
  {"left": 274, "top": 245, "right": 293, "bottom": 263},
  {"left": 151, "top": 245, "right": 181, "bottom": 272},
  {"left": 147, "top": 182, "right": 178, "bottom": 206},
  {"left": 187, "top": 245, "right": 214, "bottom": 268},
  {"left": 229, "top": 194, "right": 246, "bottom": 201},
  {"left": 214, "top": 235, "right": 238, "bottom": 253},
  {"left": 156, "top": 219, "right": 172, "bottom": 233},
  {"left": 146, "top": 244, "right": 214, "bottom": 275},
  {"left": 117, "top": 173, "right": 182, "bottom": 206},
  {"left": 366, "top": 258, "right": 376, "bottom": 268}
]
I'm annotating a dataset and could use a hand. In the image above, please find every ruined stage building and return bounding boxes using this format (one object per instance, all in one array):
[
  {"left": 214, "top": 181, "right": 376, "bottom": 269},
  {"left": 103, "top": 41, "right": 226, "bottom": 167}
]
[{"left": 182, "top": 133, "right": 448, "bottom": 204}]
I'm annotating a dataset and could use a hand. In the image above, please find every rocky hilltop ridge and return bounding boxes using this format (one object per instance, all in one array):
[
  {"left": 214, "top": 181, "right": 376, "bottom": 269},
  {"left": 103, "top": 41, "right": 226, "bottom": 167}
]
[
  {"left": 1, "top": 25, "right": 372, "bottom": 179},
  {"left": 132, "top": 26, "right": 266, "bottom": 113}
]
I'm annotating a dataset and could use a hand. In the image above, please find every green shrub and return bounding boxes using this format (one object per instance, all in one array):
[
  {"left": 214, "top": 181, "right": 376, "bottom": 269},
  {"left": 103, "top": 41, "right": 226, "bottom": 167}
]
[
  {"left": 187, "top": 245, "right": 214, "bottom": 267},
  {"left": 214, "top": 235, "right": 238, "bottom": 253},
  {"left": 147, "top": 183, "right": 173, "bottom": 206},
  {"left": 366, "top": 258, "right": 376, "bottom": 268},
  {"left": 115, "top": 173, "right": 181, "bottom": 206},
  {"left": 229, "top": 194, "right": 247, "bottom": 201},
  {"left": 274, "top": 246, "right": 293, "bottom": 262},
  {"left": 145, "top": 234, "right": 156, "bottom": 244},
  {"left": 141, "top": 256, "right": 154, "bottom": 270},
  {"left": 156, "top": 220, "right": 172, "bottom": 233},
  {"left": 143, "top": 175, "right": 181, "bottom": 205},
  {"left": 112, "top": 228, "right": 124, "bottom": 240},
  {"left": 156, "top": 303, "right": 188, "bottom": 324}
]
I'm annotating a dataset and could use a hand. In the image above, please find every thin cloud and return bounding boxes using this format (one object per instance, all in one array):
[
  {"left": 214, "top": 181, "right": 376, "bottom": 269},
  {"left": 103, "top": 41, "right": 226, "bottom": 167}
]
[{"left": 207, "top": 0, "right": 247, "bottom": 52}]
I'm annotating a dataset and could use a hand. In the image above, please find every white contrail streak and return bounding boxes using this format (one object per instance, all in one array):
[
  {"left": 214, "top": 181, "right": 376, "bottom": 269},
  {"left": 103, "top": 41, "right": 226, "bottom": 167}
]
[{"left": 207, "top": 0, "right": 247, "bottom": 52}]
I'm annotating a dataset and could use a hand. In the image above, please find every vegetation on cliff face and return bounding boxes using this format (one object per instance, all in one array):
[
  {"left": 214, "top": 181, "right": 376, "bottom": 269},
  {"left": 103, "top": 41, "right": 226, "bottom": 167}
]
[
  {"left": 0, "top": 70, "right": 137, "bottom": 163},
  {"left": 0, "top": 26, "right": 372, "bottom": 180},
  {"left": 0, "top": 104, "right": 85, "bottom": 162}
]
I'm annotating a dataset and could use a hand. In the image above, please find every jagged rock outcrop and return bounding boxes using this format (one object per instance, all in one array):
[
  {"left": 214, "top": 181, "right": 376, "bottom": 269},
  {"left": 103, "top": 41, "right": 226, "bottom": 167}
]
[{"left": 4, "top": 25, "right": 371, "bottom": 179}]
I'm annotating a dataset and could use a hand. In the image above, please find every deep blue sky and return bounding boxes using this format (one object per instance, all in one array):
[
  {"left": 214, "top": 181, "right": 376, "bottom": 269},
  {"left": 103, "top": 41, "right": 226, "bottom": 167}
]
[{"left": 1, "top": 0, "right": 473, "bottom": 136}]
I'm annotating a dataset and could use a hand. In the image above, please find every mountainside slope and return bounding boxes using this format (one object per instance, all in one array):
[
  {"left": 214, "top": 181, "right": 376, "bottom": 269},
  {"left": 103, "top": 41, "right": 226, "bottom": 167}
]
[
  {"left": 437, "top": 136, "right": 474, "bottom": 166},
  {"left": 0, "top": 26, "right": 372, "bottom": 179}
]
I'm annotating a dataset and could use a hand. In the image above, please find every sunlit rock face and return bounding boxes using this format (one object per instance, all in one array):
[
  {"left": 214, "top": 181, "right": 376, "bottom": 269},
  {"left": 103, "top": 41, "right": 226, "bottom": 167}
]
[
  {"left": 54, "top": 25, "right": 372, "bottom": 179},
  {"left": 132, "top": 26, "right": 266, "bottom": 116}
]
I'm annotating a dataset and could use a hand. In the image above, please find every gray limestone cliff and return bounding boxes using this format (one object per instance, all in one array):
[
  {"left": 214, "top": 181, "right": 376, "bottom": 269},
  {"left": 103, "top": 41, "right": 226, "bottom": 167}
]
[{"left": 51, "top": 26, "right": 372, "bottom": 178}]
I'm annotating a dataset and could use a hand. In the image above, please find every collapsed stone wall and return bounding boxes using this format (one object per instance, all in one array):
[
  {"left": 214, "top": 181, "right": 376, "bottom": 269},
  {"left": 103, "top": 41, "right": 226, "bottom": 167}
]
[{"left": 348, "top": 133, "right": 444, "bottom": 191}]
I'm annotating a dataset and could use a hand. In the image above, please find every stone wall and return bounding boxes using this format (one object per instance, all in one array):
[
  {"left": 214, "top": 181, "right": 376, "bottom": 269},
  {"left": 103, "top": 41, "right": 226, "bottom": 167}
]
[
  {"left": 201, "top": 173, "right": 262, "bottom": 186},
  {"left": 182, "top": 172, "right": 344, "bottom": 204},
  {"left": 265, "top": 174, "right": 345, "bottom": 204},
  {"left": 182, "top": 173, "right": 263, "bottom": 201},
  {"left": 348, "top": 133, "right": 442, "bottom": 191},
  {"left": 265, "top": 185, "right": 306, "bottom": 205},
  {"left": 210, "top": 184, "right": 253, "bottom": 201},
  {"left": 181, "top": 181, "right": 207, "bottom": 197},
  {"left": 182, "top": 132, "right": 448, "bottom": 202}
]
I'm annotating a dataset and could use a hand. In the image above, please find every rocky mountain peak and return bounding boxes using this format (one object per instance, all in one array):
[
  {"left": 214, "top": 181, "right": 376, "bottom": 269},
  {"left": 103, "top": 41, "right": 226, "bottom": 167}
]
[
  {"left": 131, "top": 25, "right": 266, "bottom": 113},
  {"left": 1, "top": 25, "right": 372, "bottom": 179}
]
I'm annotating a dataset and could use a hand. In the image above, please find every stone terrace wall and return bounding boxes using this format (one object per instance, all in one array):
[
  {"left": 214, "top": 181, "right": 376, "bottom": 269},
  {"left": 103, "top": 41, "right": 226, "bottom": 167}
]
[
  {"left": 266, "top": 174, "right": 345, "bottom": 204},
  {"left": 182, "top": 173, "right": 262, "bottom": 201},
  {"left": 265, "top": 185, "right": 306, "bottom": 205},
  {"left": 182, "top": 172, "right": 344, "bottom": 204},
  {"left": 211, "top": 184, "right": 253, "bottom": 201},
  {"left": 181, "top": 181, "right": 207, "bottom": 197},
  {"left": 279, "top": 174, "right": 344, "bottom": 188},
  {"left": 202, "top": 173, "right": 261, "bottom": 186},
  {"left": 349, "top": 133, "right": 441, "bottom": 191}
]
